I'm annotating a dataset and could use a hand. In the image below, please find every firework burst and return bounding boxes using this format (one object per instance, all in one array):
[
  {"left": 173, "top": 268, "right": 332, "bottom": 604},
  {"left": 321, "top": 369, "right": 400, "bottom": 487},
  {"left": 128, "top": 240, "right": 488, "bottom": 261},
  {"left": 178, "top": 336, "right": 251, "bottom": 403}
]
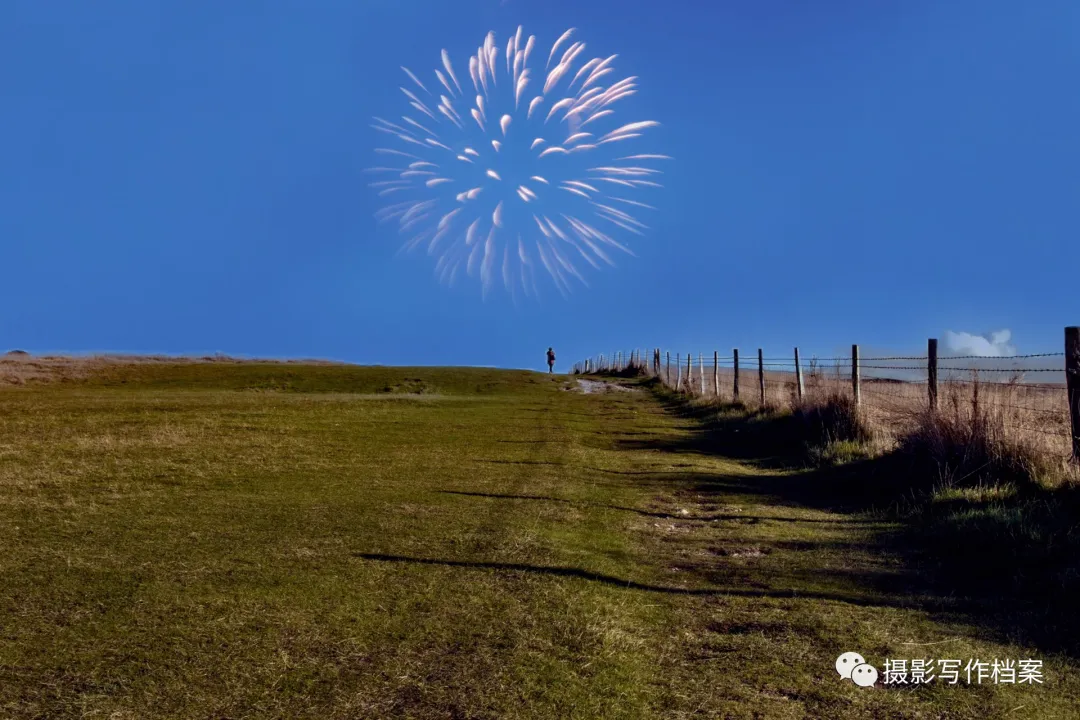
[{"left": 367, "top": 26, "right": 668, "bottom": 298}]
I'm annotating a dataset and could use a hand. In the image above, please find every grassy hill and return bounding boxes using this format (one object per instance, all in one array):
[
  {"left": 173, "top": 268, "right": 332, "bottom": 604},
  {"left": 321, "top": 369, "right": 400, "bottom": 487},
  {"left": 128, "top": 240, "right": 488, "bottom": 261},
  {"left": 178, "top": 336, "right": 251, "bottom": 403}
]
[{"left": 1, "top": 362, "right": 1077, "bottom": 718}]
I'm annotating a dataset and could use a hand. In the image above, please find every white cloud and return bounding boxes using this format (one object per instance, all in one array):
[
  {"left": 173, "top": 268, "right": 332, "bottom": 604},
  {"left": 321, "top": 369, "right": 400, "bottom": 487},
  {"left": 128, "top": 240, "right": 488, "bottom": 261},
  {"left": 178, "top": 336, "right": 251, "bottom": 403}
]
[{"left": 943, "top": 329, "right": 1016, "bottom": 357}]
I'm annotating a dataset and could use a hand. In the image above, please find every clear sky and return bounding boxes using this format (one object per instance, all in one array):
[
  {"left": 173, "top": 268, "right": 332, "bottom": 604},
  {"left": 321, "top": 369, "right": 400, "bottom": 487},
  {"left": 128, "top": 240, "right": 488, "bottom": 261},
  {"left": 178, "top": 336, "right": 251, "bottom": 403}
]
[{"left": 3, "top": 0, "right": 1077, "bottom": 369}]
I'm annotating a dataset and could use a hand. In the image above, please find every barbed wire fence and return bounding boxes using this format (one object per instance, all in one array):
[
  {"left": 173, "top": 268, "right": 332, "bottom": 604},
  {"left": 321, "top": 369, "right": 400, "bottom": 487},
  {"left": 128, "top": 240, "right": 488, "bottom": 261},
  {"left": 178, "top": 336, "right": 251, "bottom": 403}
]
[{"left": 573, "top": 327, "right": 1080, "bottom": 464}]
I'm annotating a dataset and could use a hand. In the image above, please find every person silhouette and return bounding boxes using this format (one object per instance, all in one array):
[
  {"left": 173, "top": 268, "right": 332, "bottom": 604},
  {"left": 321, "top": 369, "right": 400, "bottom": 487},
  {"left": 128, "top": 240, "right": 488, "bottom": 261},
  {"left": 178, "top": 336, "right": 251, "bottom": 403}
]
[{"left": 546, "top": 347, "right": 556, "bottom": 373}]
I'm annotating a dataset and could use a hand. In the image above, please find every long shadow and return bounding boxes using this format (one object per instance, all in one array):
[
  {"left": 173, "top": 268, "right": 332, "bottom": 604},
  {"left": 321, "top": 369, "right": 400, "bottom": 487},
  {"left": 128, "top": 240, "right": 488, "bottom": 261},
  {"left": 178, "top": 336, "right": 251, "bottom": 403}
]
[
  {"left": 475, "top": 459, "right": 567, "bottom": 468},
  {"left": 620, "top": 399, "right": 811, "bottom": 472},
  {"left": 354, "top": 553, "right": 944, "bottom": 611},
  {"left": 633, "top": 384, "right": 1080, "bottom": 659},
  {"left": 436, "top": 489, "right": 884, "bottom": 524},
  {"left": 473, "top": 459, "right": 705, "bottom": 478}
]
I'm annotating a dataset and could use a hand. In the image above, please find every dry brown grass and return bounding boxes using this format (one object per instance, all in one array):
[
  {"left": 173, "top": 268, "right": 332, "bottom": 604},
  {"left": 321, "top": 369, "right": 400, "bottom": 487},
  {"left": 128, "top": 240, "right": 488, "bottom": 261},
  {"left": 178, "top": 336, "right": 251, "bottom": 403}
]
[
  {"left": 644, "top": 355, "right": 1073, "bottom": 484},
  {"left": 0, "top": 352, "right": 345, "bottom": 386}
]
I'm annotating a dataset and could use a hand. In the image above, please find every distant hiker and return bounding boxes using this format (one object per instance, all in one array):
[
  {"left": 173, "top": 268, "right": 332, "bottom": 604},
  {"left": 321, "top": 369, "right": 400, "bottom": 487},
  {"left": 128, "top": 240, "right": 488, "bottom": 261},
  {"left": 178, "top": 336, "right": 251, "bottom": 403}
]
[{"left": 546, "top": 347, "right": 556, "bottom": 373}]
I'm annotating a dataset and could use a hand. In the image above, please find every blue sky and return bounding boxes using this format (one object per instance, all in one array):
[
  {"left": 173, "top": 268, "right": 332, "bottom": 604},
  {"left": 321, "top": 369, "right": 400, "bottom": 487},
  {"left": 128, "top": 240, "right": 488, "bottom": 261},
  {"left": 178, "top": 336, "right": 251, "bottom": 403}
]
[{"left": 2, "top": 0, "right": 1077, "bottom": 370}]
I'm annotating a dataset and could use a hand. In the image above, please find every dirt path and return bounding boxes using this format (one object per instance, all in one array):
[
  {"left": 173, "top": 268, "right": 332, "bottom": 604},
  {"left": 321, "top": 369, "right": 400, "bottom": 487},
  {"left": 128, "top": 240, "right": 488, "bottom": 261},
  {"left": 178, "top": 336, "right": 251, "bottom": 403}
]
[{"left": 581, "top": 376, "right": 1080, "bottom": 719}]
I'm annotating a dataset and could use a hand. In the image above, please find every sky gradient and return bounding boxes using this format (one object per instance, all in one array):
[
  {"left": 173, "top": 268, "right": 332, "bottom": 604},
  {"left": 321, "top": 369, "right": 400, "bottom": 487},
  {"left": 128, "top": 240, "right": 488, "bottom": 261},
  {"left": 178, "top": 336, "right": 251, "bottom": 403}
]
[{"left": 3, "top": 0, "right": 1077, "bottom": 370}]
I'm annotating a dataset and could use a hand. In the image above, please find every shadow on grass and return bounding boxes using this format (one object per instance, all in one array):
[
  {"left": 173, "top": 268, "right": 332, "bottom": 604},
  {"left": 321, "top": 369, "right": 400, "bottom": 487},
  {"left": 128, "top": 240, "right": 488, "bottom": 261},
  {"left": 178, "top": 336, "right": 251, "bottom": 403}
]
[
  {"left": 435, "top": 489, "right": 883, "bottom": 524},
  {"left": 354, "top": 553, "right": 938, "bottom": 610},
  {"left": 625, "top": 379, "right": 1080, "bottom": 659}
]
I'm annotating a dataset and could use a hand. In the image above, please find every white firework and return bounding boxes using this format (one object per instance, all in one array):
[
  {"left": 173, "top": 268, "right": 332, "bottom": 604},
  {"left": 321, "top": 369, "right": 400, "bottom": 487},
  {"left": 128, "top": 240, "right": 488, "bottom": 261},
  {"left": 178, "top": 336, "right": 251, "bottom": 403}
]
[{"left": 367, "top": 26, "right": 669, "bottom": 298}]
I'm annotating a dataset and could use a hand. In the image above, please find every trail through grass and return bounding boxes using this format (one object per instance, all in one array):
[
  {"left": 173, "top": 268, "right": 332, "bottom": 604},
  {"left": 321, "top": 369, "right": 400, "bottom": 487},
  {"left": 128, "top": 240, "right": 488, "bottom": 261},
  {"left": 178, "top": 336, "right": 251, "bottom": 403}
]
[{"left": 1, "top": 364, "right": 1077, "bottom": 718}]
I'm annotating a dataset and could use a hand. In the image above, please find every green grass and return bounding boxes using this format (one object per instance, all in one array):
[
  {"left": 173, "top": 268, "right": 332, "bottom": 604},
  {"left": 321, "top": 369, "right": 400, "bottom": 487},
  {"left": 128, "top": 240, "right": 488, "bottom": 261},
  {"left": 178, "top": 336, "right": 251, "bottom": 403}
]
[{"left": 1, "top": 364, "right": 1078, "bottom": 718}]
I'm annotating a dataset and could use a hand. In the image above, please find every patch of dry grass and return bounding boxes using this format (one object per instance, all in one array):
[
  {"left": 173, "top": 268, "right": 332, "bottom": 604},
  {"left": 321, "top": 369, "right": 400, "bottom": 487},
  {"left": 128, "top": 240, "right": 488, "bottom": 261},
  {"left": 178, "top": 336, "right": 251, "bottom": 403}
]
[
  {"left": 650, "top": 356, "right": 1073, "bottom": 485},
  {"left": 0, "top": 352, "right": 345, "bottom": 385}
]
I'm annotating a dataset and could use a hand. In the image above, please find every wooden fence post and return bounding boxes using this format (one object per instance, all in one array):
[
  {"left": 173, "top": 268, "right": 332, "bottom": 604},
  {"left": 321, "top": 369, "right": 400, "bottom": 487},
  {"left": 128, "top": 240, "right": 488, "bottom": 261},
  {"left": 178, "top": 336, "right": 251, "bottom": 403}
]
[
  {"left": 733, "top": 349, "right": 740, "bottom": 401},
  {"left": 928, "top": 338, "right": 938, "bottom": 412},
  {"left": 852, "top": 344, "right": 861, "bottom": 407},
  {"left": 1066, "top": 327, "right": 1080, "bottom": 462},
  {"left": 757, "top": 349, "right": 765, "bottom": 407},
  {"left": 699, "top": 354, "right": 705, "bottom": 395},
  {"left": 676, "top": 353, "right": 681, "bottom": 390},
  {"left": 794, "top": 347, "right": 804, "bottom": 401},
  {"left": 713, "top": 351, "right": 719, "bottom": 399},
  {"left": 666, "top": 351, "right": 671, "bottom": 386},
  {"left": 686, "top": 353, "right": 692, "bottom": 394}
]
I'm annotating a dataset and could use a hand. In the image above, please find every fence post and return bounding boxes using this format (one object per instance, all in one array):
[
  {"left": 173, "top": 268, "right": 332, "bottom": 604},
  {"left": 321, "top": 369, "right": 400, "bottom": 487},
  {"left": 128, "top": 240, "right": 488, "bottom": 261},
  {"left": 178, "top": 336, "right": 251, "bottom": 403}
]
[
  {"left": 927, "top": 338, "right": 938, "bottom": 412},
  {"left": 666, "top": 351, "right": 671, "bottom": 387},
  {"left": 686, "top": 353, "right": 692, "bottom": 394},
  {"left": 852, "top": 344, "right": 861, "bottom": 407},
  {"left": 699, "top": 354, "right": 705, "bottom": 395},
  {"left": 713, "top": 351, "right": 719, "bottom": 399},
  {"left": 733, "top": 349, "right": 740, "bottom": 401},
  {"left": 1066, "top": 327, "right": 1080, "bottom": 462},
  {"left": 757, "top": 349, "right": 765, "bottom": 407},
  {"left": 675, "top": 353, "right": 681, "bottom": 390},
  {"left": 794, "top": 347, "right": 803, "bottom": 401}
]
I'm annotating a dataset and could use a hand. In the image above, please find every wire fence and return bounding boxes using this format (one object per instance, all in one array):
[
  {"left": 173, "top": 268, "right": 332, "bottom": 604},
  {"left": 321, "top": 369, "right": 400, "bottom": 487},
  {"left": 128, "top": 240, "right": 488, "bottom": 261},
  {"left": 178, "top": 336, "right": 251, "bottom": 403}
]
[{"left": 574, "top": 331, "right": 1080, "bottom": 462}]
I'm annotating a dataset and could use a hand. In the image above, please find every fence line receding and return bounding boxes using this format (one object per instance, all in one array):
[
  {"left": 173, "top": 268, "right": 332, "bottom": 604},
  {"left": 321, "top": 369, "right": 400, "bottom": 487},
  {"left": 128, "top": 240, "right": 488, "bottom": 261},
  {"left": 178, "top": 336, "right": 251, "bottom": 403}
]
[{"left": 571, "top": 328, "right": 1080, "bottom": 463}]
